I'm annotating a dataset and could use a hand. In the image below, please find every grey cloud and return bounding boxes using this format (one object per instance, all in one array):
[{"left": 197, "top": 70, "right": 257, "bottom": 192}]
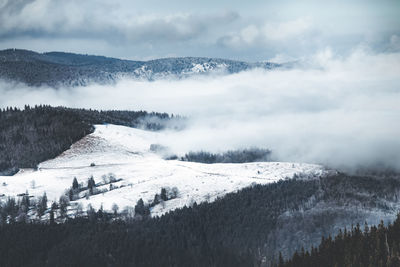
[
  {"left": 0, "top": 0, "right": 35, "bottom": 14},
  {"left": 1, "top": 0, "right": 398, "bottom": 60},
  {"left": 0, "top": 0, "right": 239, "bottom": 45},
  {"left": 389, "top": 35, "right": 400, "bottom": 52},
  {"left": 122, "top": 12, "right": 240, "bottom": 43}
]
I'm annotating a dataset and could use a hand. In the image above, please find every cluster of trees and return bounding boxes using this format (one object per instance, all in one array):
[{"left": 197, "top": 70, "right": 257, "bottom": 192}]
[
  {"left": 1, "top": 175, "right": 181, "bottom": 224},
  {"left": 64, "top": 182, "right": 180, "bottom": 220},
  {"left": 133, "top": 198, "right": 150, "bottom": 218},
  {"left": 1, "top": 173, "right": 126, "bottom": 224},
  {"left": 0, "top": 105, "right": 179, "bottom": 174},
  {"left": 280, "top": 215, "right": 400, "bottom": 267},
  {"left": 68, "top": 174, "right": 123, "bottom": 201},
  {"left": 0, "top": 192, "right": 49, "bottom": 224},
  {"left": 150, "top": 187, "right": 179, "bottom": 207},
  {"left": 180, "top": 148, "right": 272, "bottom": 164},
  {"left": 1, "top": 184, "right": 179, "bottom": 226}
]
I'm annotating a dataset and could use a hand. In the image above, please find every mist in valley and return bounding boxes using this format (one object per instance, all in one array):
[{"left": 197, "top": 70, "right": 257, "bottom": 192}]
[{"left": 1, "top": 47, "right": 399, "bottom": 172}]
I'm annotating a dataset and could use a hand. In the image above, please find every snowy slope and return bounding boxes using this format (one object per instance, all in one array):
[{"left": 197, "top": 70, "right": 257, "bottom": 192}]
[{"left": 0, "top": 125, "right": 329, "bottom": 217}]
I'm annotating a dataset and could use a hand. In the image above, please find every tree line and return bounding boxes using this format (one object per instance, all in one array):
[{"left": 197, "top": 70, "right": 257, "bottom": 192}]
[
  {"left": 179, "top": 148, "right": 272, "bottom": 164},
  {"left": 0, "top": 174, "right": 179, "bottom": 224}
]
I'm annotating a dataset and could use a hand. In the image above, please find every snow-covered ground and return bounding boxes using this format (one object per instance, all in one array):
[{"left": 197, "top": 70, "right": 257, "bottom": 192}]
[{"left": 0, "top": 124, "right": 329, "bottom": 217}]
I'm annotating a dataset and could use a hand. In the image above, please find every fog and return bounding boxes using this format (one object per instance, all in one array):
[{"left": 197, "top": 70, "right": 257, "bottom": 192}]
[{"left": 1, "top": 48, "right": 399, "bottom": 171}]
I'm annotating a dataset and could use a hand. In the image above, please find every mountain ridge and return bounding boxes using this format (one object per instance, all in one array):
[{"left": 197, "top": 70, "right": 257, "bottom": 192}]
[{"left": 0, "top": 48, "right": 281, "bottom": 87}]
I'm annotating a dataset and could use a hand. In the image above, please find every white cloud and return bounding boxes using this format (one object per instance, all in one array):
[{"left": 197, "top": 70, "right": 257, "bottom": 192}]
[
  {"left": 217, "top": 17, "right": 320, "bottom": 58},
  {"left": 262, "top": 18, "right": 312, "bottom": 41},
  {"left": 240, "top": 25, "right": 259, "bottom": 44}
]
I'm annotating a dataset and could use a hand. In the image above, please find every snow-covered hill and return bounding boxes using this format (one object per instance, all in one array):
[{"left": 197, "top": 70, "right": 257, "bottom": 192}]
[{"left": 0, "top": 124, "right": 328, "bottom": 217}]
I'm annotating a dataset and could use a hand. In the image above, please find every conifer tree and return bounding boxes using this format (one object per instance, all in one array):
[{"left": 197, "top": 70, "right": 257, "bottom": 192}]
[
  {"left": 160, "top": 188, "right": 167, "bottom": 201},
  {"left": 72, "top": 177, "right": 79, "bottom": 190}
]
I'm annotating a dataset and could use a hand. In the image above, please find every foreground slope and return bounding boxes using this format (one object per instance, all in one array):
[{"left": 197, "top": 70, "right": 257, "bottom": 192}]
[
  {"left": 2, "top": 173, "right": 400, "bottom": 266},
  {"left": 0, "top": 124, "right": 327, "bottom": 217}
]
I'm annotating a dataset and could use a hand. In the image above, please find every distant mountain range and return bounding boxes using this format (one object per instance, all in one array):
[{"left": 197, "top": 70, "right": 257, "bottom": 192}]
[{"left": 0, "top": 49, "right": 281, "bottom": 87}]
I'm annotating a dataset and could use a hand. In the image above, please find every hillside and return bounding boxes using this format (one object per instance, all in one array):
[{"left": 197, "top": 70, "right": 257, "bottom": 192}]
[
  {"left": 0, "top": 106, "right": 178, "bottom": 174},
  {"left": 281, "top": 214, "right": 400, "bottom": 267},
  {"left": 0, "top": 123, "right": 327, "bottom": 217},
  {"left": 2, "top": 122, "right": 400, "bottom": 264},
  {"left": 0, "top": 49, "right": 280, "bottom": 87},
  {"left": 2, "top": 172, "right": 400, "bottom": 266}
]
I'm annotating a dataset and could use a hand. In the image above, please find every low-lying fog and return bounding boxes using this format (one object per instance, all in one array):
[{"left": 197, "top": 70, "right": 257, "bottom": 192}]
[{"left": 1, "top": 48, "right": 399, "bottom": 171}]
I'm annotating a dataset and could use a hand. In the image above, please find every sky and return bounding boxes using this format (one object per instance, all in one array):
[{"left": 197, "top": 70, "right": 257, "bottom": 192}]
[{"left": 0, "top": 0, "right": 399, "bottom": 61}]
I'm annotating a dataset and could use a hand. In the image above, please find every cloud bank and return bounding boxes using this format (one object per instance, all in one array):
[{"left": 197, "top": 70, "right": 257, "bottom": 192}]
[
  {"left": 0, "top": 0, "right": 399, "bottom": 61},
  {"left": 1, "top": 48, "right": 399, "bottom": 171}
]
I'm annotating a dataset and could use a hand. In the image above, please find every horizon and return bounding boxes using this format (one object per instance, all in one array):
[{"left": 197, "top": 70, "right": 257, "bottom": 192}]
[{"left": 0, "top": 47, "right": 279, "bottom": 63}]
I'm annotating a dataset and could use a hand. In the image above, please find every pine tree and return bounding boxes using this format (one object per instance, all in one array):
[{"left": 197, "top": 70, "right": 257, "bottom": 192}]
[
  {"left": 152, "top": 193, "right": 160, "bottom": 206},
  {"left": 278, "top": 252, "right": 284, "bottom": 267},
  {"left": 97, "top": 205, "right": 104, "bottom": 220},
  {"left": 160, "top": 188, "right": 167, "bottom": 201},
  {"left": 87, "top": 204, "right": 96, "bottom": 222},
  {"left": 20, "top": 192, "right": 30, "bottom": 213},
  {"left": 36, "top": 192, "right": 47, "bottom": 218},
  {"left": 50, "top": 202, "right": 57, "bottom": 224},
  {"left": 135, "top": 198, "right": 145, "bottom": 216},
  {"left": 59, "top": 195, "right": 69, "bottom": 218},
  {"left": 88, "top": 176, "right": 95, "bottom": 195},
  {"left": 134, "top": 198, "right": 150, "bottom": 218},
  {"left": 68, "top": 189, "right": 74, "bottom": 201},
  {"left": 72, "top": 177, "right": 79, "bottom": 190}
]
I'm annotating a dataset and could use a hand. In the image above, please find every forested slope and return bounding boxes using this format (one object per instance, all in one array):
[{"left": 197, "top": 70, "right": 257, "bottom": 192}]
[
  {"left": 280, "top": 214, "right": 400, "bottom": 267},
  {"left": 1, "top": 173, "right": 400, "bottom": 266},
  {"left": 0, "top": 105, "right": 177, "bottom": 174}
]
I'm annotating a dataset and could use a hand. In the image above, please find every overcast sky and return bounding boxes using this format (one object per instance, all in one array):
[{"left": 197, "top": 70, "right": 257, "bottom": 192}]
[{"left": 0, "top": 0, "right": 399, "bottom": 61}]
